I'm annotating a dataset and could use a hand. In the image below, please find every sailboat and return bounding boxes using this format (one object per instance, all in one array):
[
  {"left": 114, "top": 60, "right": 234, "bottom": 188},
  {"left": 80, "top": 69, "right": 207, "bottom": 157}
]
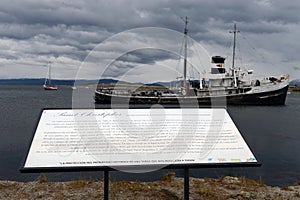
[
  {"left": 43, "top": 62, "right": 58, "bottom": 90},
  {"left": 94, "top": 18, "right": 289, "bottom": 105}
]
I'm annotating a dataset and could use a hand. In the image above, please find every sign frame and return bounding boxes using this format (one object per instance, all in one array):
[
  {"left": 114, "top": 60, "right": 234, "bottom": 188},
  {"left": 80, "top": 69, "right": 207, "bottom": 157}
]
[{"left": 20, "top": 108, "right": 261, "bottom": 173}]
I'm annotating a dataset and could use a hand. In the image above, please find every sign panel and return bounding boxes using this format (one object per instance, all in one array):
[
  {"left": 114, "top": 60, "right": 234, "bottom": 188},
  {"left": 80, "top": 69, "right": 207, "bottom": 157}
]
[{"left": 22, "top": 108, "right": 258, "bottom": 170}]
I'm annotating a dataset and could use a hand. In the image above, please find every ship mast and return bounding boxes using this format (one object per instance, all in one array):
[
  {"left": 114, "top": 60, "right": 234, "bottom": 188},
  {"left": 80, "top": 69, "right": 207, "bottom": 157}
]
[
  {"left": 183, "top": 16, "right": 189, "bottom": 94},
  {"left": 230, "top": 23, "right": 239, "bottom": 87}
]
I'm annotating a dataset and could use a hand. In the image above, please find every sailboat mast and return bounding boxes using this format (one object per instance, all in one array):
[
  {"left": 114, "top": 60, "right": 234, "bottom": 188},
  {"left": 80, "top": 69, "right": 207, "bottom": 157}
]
[
  {"left": 230, "top": 23, "right": 239, "bottom": 87},
  {"left": 183, "top": 16, "right": 189, "bottom": 94},
  {"left": 48, "top": 62, "right": 51, "bottom": 85}
]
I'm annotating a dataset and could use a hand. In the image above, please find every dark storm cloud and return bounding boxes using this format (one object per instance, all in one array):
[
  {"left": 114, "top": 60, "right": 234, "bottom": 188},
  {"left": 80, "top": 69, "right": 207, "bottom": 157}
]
[
  {"left": 0, "top": 1, "right": 98, "bottom": 26},
  {"left": 1, "top": 0, "right": 300, "bottom": 79},
  {"left": 116, "top": 49, "right": 178, "bottom": 65},
  {"left": 1, "top": 0, "right": 296, "bottom": 34},
  {"left": 0, "top": 0, "right": 297, "bottom": 43},
  {"left": 293, "top": 66, "right": 300, "bottom": 71}
]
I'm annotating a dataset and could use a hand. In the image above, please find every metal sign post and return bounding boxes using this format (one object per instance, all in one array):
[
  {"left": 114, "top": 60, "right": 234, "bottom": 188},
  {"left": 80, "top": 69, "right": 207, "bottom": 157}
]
[
  {"left": 184, "top": 167, "right": 189, "bottom": 200},
  {"left": 104, "top": 170, "right": 109, "bottom": 200}
]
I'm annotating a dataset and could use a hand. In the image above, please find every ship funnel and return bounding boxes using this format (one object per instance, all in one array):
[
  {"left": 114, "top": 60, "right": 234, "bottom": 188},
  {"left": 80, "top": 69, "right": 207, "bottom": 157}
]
[{"left": 211, "top": 56, "right": 226, "bottom": 74}]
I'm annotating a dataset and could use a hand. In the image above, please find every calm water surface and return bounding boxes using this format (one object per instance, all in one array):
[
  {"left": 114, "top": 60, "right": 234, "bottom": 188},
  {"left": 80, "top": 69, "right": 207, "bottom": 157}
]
[{"left": 0, "top": 85, "right": 299, "bottom": 186}]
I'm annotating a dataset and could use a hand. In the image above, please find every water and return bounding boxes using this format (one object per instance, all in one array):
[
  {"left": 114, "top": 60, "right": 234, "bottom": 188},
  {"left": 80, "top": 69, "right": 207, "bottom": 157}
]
[{"left": 0, "top": 85, "right": 299, "bottom": 186}]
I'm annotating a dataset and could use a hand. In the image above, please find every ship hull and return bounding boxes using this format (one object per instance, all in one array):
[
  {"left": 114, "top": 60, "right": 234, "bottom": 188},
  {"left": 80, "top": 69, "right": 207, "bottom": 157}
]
[
  {"left": 43, "top": 84, "right": 58, "bottom": 90},
  {"left": 95, "top": 85, "right": 289, "bottom": 106}
]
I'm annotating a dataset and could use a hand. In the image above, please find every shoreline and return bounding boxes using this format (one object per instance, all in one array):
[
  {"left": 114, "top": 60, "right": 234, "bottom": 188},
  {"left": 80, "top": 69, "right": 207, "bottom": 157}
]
[{"left": 1, "top": 174, "right": 299, "bottom": 199}]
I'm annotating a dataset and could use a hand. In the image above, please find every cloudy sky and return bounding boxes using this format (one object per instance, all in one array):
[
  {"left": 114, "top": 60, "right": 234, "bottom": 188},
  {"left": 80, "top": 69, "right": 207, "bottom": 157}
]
[{"left": 1, "top": 0, "right": 300, "bottom": 82}]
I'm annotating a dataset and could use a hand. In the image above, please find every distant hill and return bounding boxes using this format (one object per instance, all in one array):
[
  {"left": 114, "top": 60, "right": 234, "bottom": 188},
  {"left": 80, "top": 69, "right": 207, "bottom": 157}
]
[
  {"left": 289, "top": 79, "right": 300, "bottom": 86},
  {"left": 0, "top": 79, "right": 74, "bottom": 85},
  {"left": 0, "top": 78, "right": 204, "bottom": 87},
  {"left": 0, "top": 78, "right": 120, "bottom": 86}
]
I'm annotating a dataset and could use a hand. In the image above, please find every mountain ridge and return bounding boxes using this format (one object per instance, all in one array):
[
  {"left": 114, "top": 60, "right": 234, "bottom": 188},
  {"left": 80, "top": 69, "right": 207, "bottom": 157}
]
[{"left": 0, "top": 78, "right": 299, "bottom": 86}]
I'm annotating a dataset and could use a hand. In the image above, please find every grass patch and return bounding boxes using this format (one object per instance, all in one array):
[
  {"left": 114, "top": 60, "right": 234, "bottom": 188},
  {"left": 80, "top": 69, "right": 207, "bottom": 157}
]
[
  {"left": 239, "top": 176, "right": 265, "bottom": 187},
  {"left": 0, "top": 182, "right": 17, "bottom": 190},
  {"left": 68, "top": 178, "right": 89, "bottom": 189},
  {"left": 281, "top": 186, "right": 294, "bottom": 191},
  {"left": 37, "top": 174, "right": 48, "bottom": 183},
  {"left": 161, "top": 172, "right": 175, "bottom": 182},
  {"left": 196, "top": 187, "right": 221, "bottom": 199},
  {"left": 224, "top": 184, "right": 240, "bottom": 190},
  {"left": 239, "top": 177, "right": 258, "bottom": 186}
]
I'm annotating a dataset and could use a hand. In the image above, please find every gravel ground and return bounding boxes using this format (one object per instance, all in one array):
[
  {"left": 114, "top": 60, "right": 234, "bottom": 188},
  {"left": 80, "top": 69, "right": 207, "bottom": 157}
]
[{"left": 0, "top": 174, "right": 300, "bottom": 200}]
